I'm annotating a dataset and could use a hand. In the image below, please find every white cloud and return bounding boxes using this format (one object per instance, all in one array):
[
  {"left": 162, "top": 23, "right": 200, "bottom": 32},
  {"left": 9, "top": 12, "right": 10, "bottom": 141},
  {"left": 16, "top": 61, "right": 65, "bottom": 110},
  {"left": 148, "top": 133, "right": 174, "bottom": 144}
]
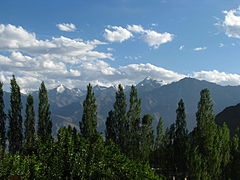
[
  {"left": 179, "top": 45, "right": 184, "bottom": 50},
  {"left": 56, "top": 23, "right": 76, "bottom": 32},
  {"left": 2, "top": 24, "right": 240, "bottom": 91},
  {"left": 0, "top": 24, "right": 114, "bottom": 91},
  {"left": 127, "top": 24, "right": 174, "bottom": 48},
  {"left": 192, "top": 70, "right": 240, "bottom": 86},
  {"left": 103, "top": 26, "right": 133, "bottom": 42},
  {"left": 193, "top": 47, "right": 207, "bottom": 51},
  {"left": 221, "top": 7, "right": 240, "bottom": 38},
  {"left": 142, "top": 30, "right": 173, "bottom": 48},
  {"left": 118, "top": 63, "right": 185, "bottom": 84},
  {"left": 107, "top": 48, "right": 114, "bottom": 51},
  {"left": 124, "top": 55, "right": 141, "bottom": 60},
  {"left": 127, "top": 24, "right": 145, "bottom": 33},
  {"left": 0, "top": 24, "right": 55, "bottom": 51}
]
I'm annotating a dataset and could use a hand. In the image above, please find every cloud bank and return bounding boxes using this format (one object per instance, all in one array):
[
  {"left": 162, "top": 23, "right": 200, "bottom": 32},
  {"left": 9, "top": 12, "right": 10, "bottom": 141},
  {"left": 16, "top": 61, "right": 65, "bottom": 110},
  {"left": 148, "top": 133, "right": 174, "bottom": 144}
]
[{"left": 0, "top": 24, "right": 240, "bottom": 92}]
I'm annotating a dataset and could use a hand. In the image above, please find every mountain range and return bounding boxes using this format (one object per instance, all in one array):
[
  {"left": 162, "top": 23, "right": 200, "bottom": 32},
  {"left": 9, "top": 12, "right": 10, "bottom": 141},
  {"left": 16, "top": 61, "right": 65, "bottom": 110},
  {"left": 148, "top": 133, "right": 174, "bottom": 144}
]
[{"left": 3, "top": 77, "right": 240, "bottom": 135}]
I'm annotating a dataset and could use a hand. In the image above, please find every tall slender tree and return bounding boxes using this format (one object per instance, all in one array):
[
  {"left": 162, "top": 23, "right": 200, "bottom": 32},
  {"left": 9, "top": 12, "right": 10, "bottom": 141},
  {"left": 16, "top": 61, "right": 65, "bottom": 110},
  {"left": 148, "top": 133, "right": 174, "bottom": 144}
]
[
  {"left": 155, "top": 117, "right": 164, "bottom": 150},
  {"left": 8, "top": 75, "right": 23, "bottom": 154},
  {"left": 127, "top": 85, "right": 142, "bottom": 159},
  {"left": 113, "top": 84, "right": 127, "bottom": 148},
  {"left": 173, "top": 99, "right": 189, "bottom": 177},
  {"left": 152, "top": 117, "right": 165, "bottom": 168},
  {"left": 140, "top": 114, "right": 154, "bottom": 163},
  {"left": 105, "top": 110, "right": 116, "bottom": 142},
  {"left": 80, "top": 84, "right": 97, "bottom": 139},
  {"left": 24, "top": 94, "right": 35, "bottom": 151},
  {"left": 0, "top": 82, "right": 6, "bottom": 152},
  {"left": 164, "top": 123, "right": 175, "bottom": 175},
  {"left": 38, "top": 81, "right": 52, "bottom": 140},
  {"left": 190, "top": 89, "right": 221, "bottom": 179}
]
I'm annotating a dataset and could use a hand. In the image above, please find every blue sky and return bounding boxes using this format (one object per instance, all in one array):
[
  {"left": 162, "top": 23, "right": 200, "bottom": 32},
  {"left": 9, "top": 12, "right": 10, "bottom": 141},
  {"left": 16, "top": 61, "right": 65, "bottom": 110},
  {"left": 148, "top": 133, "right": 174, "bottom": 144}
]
[{"left": 0, "top": 0, "right": 240, "bottom": 91}]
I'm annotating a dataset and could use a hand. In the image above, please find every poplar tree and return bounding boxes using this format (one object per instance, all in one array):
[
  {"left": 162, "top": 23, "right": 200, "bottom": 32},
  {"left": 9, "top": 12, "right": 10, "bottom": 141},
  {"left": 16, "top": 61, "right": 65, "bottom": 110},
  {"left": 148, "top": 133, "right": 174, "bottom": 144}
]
[
  {"left": 190, "top": 89, "right": 221, "bottom": 179},
  {"left": 127, "top": 85, "right": 141, "bottom": 159},
  {"left": 80, "top": 84, "right": 97, "bottom": 139},
  {"left": 228, "top": 128, "right": 240, "bottom": 178},
  {"left": 105, "top": 110, "right": 116, "bottom": 142},
  {"left": 140, "top": 114, "right": 154, "bottom": 163},
  {"left": 24, "top": 94, "right": 35, "bottom": 151},
  {"left": 152, "top": 117, "right": 165, "bottom": 168},
  {"left": 0, "top": 82, "right": 6, "bottom": 152},
  {"left": 8, "top": 75, "right": 23, "bottom": 154},
  {"left": 113, "top": 84, "right": 127, "bottom": 148},
  {"left": 38, "top": 81, "right": 52, "bottom": 140},
  {"left": 173, "top": 99, "right": 189, "bottom": 177},
  {"left": 164, "top": 123, "right": 175, "bottom": 175}
]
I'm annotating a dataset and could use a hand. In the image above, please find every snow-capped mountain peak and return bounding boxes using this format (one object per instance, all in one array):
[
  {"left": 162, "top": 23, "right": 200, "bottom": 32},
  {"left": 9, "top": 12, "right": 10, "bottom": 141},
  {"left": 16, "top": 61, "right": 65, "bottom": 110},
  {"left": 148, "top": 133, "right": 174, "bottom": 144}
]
[{"left": 56, "top": 84, "right": 65, "bottom": 93}]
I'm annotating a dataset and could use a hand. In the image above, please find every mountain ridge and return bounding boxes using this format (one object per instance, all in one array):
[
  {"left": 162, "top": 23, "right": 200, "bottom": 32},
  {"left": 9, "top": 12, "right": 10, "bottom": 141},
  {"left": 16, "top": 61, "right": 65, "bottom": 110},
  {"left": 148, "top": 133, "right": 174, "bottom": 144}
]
[{"left": 3, "top": 77, "right": 240, "bottom": 135}]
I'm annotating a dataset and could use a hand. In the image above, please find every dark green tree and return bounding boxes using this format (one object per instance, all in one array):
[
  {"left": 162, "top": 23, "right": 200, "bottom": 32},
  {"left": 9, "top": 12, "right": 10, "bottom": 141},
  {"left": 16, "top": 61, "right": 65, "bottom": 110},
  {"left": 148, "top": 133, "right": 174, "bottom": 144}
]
[
  {"left": 127, "top": 85, "right": 141, "bottom": 159},
  {"left": 37, "top": 81, "right": 52, "bottom": 141},
  {"left": 164, "top": 123, "right": 175, "bottom": 176},
  {"left": 218, "top": 123, "right": 230, "bottom": 178},
  {"left": 8, "top": 75, "right": 23, "bottom": 154},
  {"left": 173, "top": 99, "right": 189, "bottom": 177},
  {"left": 190, "top": 89, "right": 222, "bottom": 179},
  {"left": 105, "top": 110, "right": 116, "bottom": 142},
  {"left": 227, "top": 128, "right": 240, "bottom": 178},
  {"left": 24, "top": 94, "right": 35, "bottom": 153},
  {"left": 155, "top": 117, "right": 164, "bottom": 150},
  {"left": 140, "top": 114, "right": 154, "bottom": 163},
  {"left": 80, "top": 84, "right": 97, "bottom": 139},
  {"left": 0, "top": 82, "right": 6, "bottom": 152},
  {"left": 113, "top": 84, "right": 127, "bottom": 148},
  {"left": 151, "top": 117, "right": 165, "bottom": 168}
]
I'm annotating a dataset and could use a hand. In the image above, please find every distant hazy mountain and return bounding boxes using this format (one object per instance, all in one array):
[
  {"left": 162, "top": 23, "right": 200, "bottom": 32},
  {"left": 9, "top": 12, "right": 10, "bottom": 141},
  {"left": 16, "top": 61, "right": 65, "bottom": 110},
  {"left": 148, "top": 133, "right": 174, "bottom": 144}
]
[
  {"left": 3, "top": 77, "right": 240, "bottom": 135},
  {"left": 216, "top": 104, "right": 240, "bottom": 136}
]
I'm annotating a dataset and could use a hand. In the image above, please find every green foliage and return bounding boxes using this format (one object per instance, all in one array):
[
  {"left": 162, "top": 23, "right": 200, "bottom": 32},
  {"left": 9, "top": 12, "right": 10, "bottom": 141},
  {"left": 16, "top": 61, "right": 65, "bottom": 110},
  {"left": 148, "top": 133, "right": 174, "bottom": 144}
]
[
  {"left": 80, "top": 83, "right": 98, "bottom": 139},
  {"left": 0, "top": 126, "right": 162, "bottom": 179},
  {"left": 173, "top": 99, "right": 189, "bottom": 177},
  {"left": 24, "top": 94, "right": 35, "bottom": 154},
  {"left": 106, "top": 84, "right": 127, "bottom": 149},
  {"left": 155, "top": 117, "right": 164, "bottom": 150},
  {"left": 190, "top": 89, "right": 230, "bottom": 179},
  {"left": 227, "top": 128, "right": 240, "bottom": 178},
  {"left": 152, "top": 117, "right": 165, "bottom": 169},
  {"left": 8, "top": 75, "right": 23, "bottom": 154},
  {"left": 163, "top": 124, "right": 175, "bottom": 175},
  {"left": 105, "top": 110, "right": 116, "bottom": 143},
  {"left": 113, "top": 84, "right": 127, "bottom": 149},
  {"left": 37, "top": 81, "right": 52, "bottom": 141},
  {"left": 126, "top": 85, "right": 142, "bottom": 159},
  {"left": 140, "top": 114, "right": 154, "bottom": 163},
  {"left": 0, "top": 81, "right": 6, "bottom": 152},
  {"left": 2, "top": 80, "right": 239, "bottom": 179}
]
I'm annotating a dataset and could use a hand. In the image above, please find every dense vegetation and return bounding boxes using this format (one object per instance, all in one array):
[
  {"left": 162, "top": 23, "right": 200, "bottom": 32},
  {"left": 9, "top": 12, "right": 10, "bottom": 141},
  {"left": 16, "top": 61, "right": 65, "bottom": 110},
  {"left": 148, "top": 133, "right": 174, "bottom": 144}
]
[{"left": 0, "top": 76, "right": 240, "bottom": 179}]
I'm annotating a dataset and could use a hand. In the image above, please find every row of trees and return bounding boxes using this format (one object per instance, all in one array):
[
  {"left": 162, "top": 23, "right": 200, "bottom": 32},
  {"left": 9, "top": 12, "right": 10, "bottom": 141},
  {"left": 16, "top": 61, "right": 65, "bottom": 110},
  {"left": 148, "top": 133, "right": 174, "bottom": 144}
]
[
  {"left": 0, "top": 77, "right": 162, "bottom": 179},
  {"left": 1, "top": 76, "right": 240, "bottom": 179},
  {"left": 80, "top": 83, "right": 240, "bottom": 179},
  {"left": 0, "top": 76, "right": 51, "bottom": 155},
  {"left": 104, "top": 86, "right": 240, "bottom": 179}
]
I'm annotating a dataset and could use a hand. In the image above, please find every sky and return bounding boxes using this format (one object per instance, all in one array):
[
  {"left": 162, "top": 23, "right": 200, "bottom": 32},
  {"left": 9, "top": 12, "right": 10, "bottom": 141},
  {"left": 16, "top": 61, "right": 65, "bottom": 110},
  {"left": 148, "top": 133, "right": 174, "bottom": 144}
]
[{"left": 0, "top": 0, "right": 240, "bottom": 91}]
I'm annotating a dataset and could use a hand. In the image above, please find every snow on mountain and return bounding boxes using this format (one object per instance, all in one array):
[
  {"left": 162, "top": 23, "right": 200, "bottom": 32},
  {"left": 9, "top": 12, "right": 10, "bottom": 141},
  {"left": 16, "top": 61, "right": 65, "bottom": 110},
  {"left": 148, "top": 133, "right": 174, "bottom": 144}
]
[{"left": 56, "top": 84, "right": 65, "bottom": 93}]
